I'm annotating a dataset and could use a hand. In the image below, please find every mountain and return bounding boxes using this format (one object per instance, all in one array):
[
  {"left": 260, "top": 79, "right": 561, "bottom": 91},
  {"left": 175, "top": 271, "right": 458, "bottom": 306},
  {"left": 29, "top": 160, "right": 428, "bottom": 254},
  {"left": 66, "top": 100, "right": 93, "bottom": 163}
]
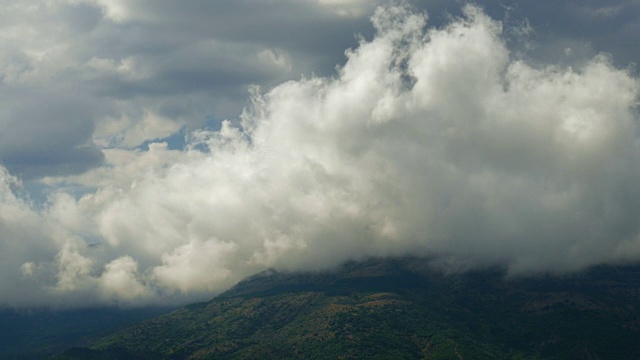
[
  {"left": 56, "top": 258, "right": 640, "bottom": 359},
  {"left": 0, "top": 306, "right": 174, "bottom": 360}
]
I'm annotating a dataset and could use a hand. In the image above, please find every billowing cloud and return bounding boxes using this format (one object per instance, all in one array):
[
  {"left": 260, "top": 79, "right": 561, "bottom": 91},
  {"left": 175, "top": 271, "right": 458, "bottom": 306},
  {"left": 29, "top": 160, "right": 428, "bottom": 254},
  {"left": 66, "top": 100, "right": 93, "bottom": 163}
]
[
  {"left": 2, "top": 0, "right": 638, "bottom": 179},
  {"left": 0, "top": 0, "right": 372, "bottom": 178},
  {"left": 2, "top": 4, "right": 640, "bottom": 308}
]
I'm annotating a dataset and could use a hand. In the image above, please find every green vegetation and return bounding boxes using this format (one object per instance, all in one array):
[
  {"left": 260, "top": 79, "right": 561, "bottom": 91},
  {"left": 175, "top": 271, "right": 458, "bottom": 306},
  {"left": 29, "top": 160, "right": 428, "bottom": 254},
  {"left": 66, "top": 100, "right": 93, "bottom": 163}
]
[{"left": 56, "top": 258, "right": 640, "bottom": 359}]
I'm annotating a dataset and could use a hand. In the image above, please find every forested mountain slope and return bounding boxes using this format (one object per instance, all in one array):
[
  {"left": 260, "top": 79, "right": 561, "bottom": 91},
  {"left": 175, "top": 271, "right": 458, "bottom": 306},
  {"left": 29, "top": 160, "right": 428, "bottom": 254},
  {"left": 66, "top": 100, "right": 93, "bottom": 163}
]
[{"left": 57, "top": 258, "right": 640, "bottom": 359}]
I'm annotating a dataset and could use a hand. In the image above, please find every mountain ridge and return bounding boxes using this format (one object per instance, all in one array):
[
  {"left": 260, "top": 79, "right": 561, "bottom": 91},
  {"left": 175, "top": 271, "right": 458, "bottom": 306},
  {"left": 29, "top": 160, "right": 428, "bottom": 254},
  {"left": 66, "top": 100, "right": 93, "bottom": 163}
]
[{"left": 56, "top": 258, "right": 640, "bottom": 359}]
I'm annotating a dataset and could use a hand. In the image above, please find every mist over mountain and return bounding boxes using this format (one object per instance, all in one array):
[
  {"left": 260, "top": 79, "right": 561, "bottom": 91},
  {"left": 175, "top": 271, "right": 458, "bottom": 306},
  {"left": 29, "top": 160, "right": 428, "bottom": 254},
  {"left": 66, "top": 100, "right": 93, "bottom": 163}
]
[
  {"left": 54, "top": 258, "right": 640, "bottom": 359},
  {"left": 1, "top": 2, "right": 640, "bottom": 308}
]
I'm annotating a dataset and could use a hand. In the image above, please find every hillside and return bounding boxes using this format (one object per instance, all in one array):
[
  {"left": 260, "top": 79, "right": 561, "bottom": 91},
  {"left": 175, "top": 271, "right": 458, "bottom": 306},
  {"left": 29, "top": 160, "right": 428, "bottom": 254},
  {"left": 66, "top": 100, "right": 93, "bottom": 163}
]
[
  {"left": 0, "top": 307, "right": 173, "bottom": 360},
  {"left": 56, "top": 258, "right": 640, "bottom": 359}
]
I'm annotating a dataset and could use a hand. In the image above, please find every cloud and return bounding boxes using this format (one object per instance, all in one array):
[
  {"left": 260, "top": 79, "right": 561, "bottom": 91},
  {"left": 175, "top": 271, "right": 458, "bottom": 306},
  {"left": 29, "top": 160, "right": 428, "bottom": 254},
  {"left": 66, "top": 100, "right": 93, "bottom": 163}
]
[
  {"left": 0, "top": 0, "right": 371, "bottom": 179},
  {"left": 0, "top": 91, "right": 104, "bottom": 178},
  {"left": 3, "top": 0, "right": 639, "bottom": 180},
  {"left": 2, "top": 4, "right": 640, "bottom": 308},
  {"left": 316, "top": 0, "right": 380, "bottom": 17},
  {"left": 0, "top": 168, "right": 59, "bottom": 306},
  {"left": 93, "top": 111, "right": 184, "bottom": 149},
  {"left": 152, "top": 239, "right": 237, "bottom": 293},
  {"left": 98, "top": 256, "right": 150, "bottom": 302},
  {"left": 474, "top": 0, "right": 640, "bottom": 68}
]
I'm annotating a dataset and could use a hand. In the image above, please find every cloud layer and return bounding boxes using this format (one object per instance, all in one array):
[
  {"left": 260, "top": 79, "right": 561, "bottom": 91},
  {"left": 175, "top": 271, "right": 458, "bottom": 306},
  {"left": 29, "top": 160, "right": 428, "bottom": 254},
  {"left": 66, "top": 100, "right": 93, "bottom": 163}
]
[
  {"left": 2, "top": 4, "right": 640, "bottom": 307},
  {"left": 0, "top": 0, "right": 384, "bottom": 178}
]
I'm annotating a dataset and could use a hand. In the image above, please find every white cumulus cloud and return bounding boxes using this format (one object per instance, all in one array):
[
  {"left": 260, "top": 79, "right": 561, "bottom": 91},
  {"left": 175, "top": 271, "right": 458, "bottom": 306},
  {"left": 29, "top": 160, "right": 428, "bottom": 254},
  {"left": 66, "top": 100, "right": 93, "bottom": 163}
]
[{"left": 1, "top": 4, "right": 640, "bottom": 307}]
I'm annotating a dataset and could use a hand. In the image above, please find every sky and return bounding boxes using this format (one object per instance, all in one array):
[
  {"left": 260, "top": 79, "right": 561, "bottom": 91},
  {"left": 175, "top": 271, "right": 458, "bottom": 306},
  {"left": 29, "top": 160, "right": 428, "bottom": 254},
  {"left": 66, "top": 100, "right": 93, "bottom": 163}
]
[{"left": 1, "top": 0, "right": 640, "bottom": 308}]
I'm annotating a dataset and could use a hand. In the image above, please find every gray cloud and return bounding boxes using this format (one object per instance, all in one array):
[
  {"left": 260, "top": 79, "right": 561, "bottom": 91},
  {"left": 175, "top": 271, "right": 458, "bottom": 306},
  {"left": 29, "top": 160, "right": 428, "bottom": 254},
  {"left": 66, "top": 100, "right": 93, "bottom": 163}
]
[
  {"left": 1, "top": 4, "right": 640, "bottom": 308},
  {"left": 464, "top": 0, "right": 640, "bottom": 68},
  {"left": 0, "top": 90, "right": 104, "bottom": 178},
  {"left": 0, "top": 0, "right": 380, "bottom": 178},
  {"left": 2, "top": 0, "right": 639, "bottom": 179}
]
